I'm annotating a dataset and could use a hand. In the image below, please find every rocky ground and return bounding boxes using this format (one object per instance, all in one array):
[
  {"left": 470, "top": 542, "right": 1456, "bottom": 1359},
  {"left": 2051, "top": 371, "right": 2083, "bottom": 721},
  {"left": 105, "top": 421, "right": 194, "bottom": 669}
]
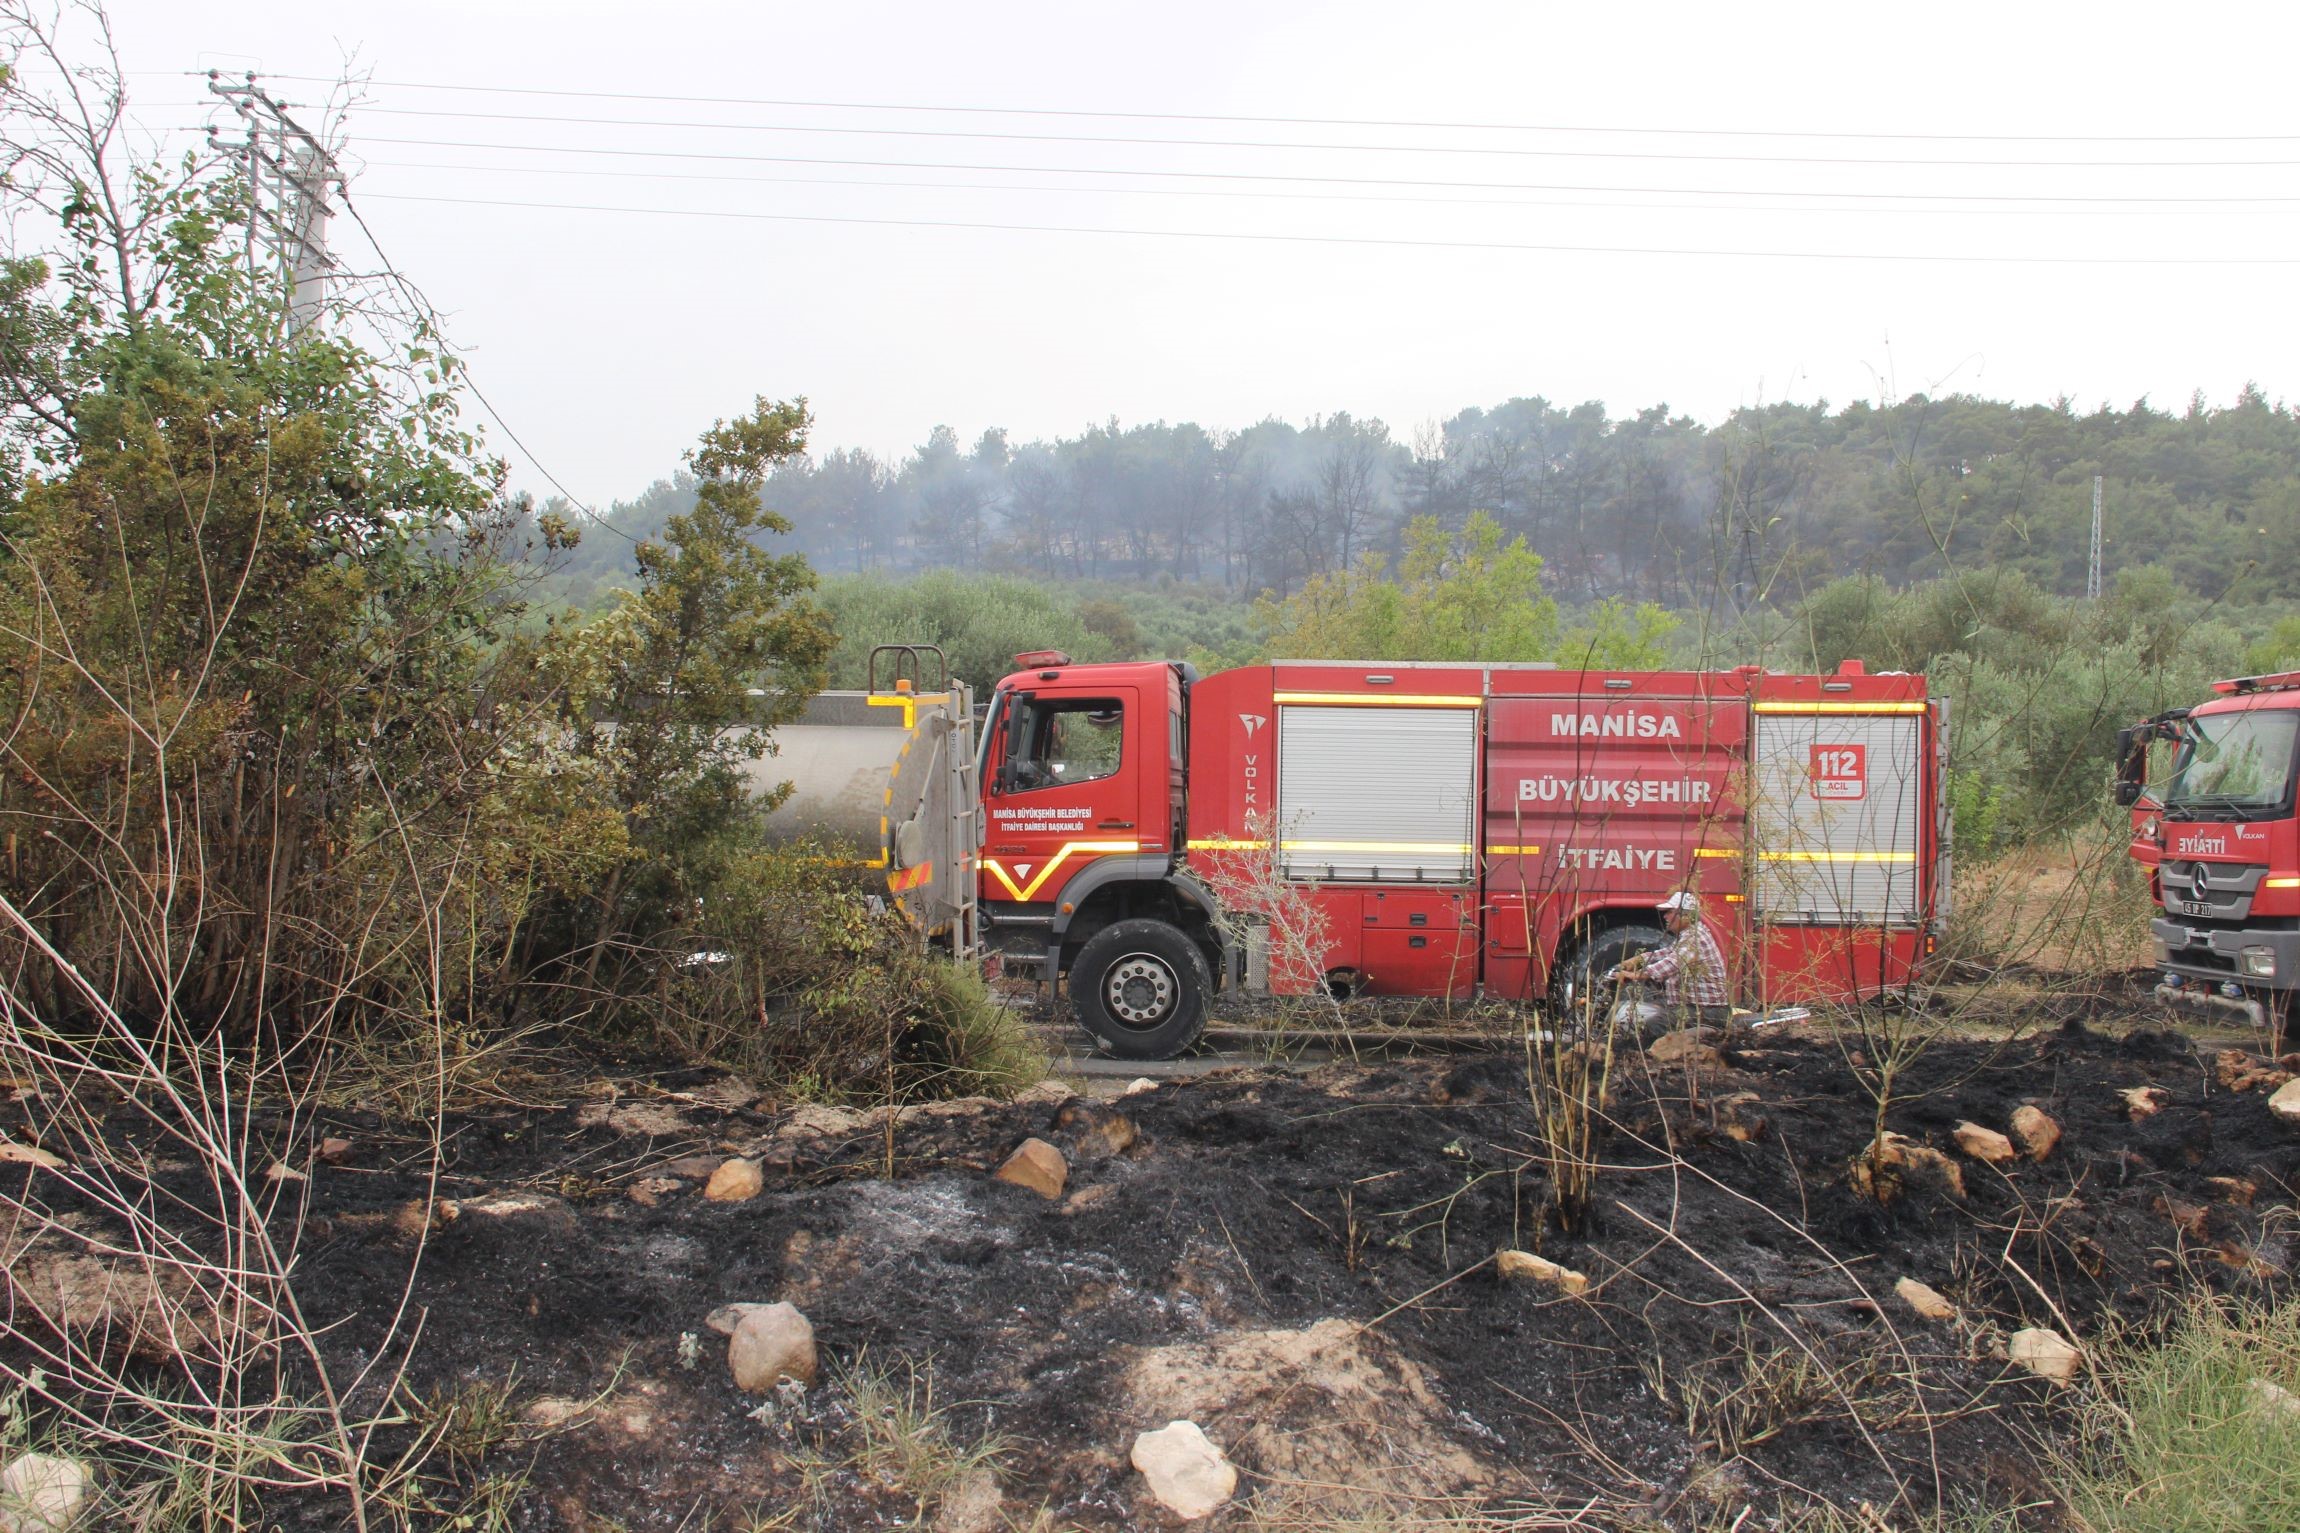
[{"left": 10, "top": 1009, "right": 2300, "bottom": 1530}]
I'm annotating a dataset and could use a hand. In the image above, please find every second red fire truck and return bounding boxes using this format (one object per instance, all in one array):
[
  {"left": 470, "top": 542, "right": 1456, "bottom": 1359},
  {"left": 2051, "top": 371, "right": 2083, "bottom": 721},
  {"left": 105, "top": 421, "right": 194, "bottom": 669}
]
[
  {"left": 2119, "top": 670, "right": 2300, "bottom": 1044},
  {"left": 959, "top": 653, "right": 1948, "bottom": 1057}
]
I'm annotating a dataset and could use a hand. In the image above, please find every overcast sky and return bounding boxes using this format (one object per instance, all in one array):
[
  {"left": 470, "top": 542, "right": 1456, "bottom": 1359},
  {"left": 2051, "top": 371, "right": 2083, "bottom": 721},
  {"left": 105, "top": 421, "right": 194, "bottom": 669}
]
[{"left": 94, "top": 0, "right": 2300, "bottom": 508}]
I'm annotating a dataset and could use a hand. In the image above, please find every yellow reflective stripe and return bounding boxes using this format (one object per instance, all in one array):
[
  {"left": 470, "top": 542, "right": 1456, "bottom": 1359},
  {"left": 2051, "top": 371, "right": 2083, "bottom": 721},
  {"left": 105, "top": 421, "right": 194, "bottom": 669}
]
[
  {"left": 1694, "top": 848, "right": 1741, "bottom": 859},
  {"left": 866, "top": 693, "right": 919, "bottom": 728},
  {"left": 887, "top": 861, "right": 933, "bottom": 893},
  {"left": 1486, "top": 843, "right": 1542, "bottom": 855},
  {"left": 1273, "top": 692, "right": 1483, "bottom": 708},
  {"left": 1283, "top": 839, "right": 1472, "bottom": 854},
  {"left": 1755, "top": 850, "right": 1917, "bottom": 863},
  {"left": 1750, "top": 701, "right": 1927, "bottom": 715},
  {"left": 981, "top": 840, "right": 1141, "bottom": 901},
  {"left": 2268, "top": 877, "right": 2300, "bottom": 889},
  {"left": 1186, "top": 837, "right": 1472, "bottom": 854}
]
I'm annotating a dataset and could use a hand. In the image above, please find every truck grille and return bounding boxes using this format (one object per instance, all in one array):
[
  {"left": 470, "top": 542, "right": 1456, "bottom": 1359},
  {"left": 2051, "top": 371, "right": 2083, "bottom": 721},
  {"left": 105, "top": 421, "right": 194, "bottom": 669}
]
[{"left": 2158, "top": 859, "right": 2266, "bottom": 923}]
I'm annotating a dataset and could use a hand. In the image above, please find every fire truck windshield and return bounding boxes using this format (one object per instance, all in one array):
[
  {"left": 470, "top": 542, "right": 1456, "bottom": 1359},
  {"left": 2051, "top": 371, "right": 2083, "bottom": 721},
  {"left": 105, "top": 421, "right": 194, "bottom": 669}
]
[{"left": 2163, "top": 708, "right": 2300, "bottom": 820}]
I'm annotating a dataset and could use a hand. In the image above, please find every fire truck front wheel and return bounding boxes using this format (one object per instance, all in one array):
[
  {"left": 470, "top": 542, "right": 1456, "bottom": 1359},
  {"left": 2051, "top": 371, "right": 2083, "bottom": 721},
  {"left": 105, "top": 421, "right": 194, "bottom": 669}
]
[{"left": 1070, "top": 919, "right": 1211, "bottom": 1060}]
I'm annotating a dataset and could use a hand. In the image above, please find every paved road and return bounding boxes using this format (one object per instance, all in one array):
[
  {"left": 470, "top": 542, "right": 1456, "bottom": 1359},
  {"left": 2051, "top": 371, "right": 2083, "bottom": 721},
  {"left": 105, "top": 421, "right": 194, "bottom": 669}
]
[
  {"left": 1039, "top": 1015, "right": 2268, "bottom": 1089},
  {"left": 1039, "top": 1018, "right": 1507, "bottom": 1086}
]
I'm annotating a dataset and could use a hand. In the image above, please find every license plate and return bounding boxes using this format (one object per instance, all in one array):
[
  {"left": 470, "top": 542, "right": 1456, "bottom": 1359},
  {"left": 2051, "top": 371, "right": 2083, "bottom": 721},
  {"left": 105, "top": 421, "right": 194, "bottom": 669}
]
[{"left": 2174, "top": 899, "right": 2214, "bottom": 918}]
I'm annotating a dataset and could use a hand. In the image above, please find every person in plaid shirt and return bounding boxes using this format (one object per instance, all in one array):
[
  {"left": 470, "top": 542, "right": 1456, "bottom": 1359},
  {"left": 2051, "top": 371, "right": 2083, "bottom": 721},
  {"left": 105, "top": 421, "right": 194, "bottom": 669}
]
[{"left": 1617, "top": 890, "right": 1732, "bottom": 1029}]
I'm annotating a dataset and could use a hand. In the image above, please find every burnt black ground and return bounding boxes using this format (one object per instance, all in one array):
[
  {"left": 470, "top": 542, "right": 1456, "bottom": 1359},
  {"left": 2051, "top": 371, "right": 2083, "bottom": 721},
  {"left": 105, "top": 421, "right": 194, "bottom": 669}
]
[{"left": 14, "top": 1014, "right": 2300, "bottom": 1530}]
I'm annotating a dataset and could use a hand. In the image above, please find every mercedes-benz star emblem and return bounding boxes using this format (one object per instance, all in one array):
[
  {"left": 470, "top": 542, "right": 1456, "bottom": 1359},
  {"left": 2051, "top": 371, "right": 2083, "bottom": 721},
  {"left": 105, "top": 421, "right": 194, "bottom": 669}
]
[{"left": 2192, "top": 864, "right": 2212, "bottom": 904}]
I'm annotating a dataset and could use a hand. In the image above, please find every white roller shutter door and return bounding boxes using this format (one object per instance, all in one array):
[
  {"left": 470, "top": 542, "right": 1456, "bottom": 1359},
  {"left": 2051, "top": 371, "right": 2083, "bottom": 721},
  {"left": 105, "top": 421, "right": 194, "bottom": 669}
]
[
  {"left": 1749, "top": 711, "right": 1926, "bottom": 924},
  {"left": 1277, "top": 706, "right": 1478, "bottom": 882}
]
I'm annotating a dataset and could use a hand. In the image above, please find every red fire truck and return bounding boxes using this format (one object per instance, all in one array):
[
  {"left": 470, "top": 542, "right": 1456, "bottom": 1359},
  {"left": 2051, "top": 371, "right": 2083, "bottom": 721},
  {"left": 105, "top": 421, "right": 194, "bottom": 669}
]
[
  {"left": 760, "top": 649, "right": 1947, "bottom": 1058},
  {"left": 2118, "top": 671, "right": 2300, "bottom": 1041},
  {"left": 961, "top": 654, "right": 1949, "bottom": 1057}
]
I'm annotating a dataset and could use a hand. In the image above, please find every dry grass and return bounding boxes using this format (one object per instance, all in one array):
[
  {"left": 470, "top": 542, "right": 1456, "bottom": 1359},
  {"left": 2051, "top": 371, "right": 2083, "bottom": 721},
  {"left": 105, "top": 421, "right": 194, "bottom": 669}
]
[
  {"left": 2052, "top": 1292, "right": 2300, "bottom": 1533},
  {"left": 1944, "top": 832, "right": 2157, "bottom": 978},
  {"left": 404, "top": 1375, "right": 522, "bottom": 1475},
  {"left": 1522, "top": 996, "right": 1622, "bottom": 1236},
  {"left": 835, "top": 1351, "right": 1006, "bottom": 1512},
  {"left": 1242, "top": 1486, "right": 1611, "bottom": 1530}
]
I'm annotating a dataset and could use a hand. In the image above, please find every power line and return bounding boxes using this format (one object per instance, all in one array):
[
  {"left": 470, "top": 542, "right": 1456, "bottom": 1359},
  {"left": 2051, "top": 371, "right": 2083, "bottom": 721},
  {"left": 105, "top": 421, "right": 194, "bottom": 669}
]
[
  {"left": 170, "top": 81, "right": 620, "bottom": 526},
  {"left": 353, "top": 156, "right": 2295, "bottom": 219},
  {"left": 358, "top": 189, "right": 2300, "bottom": 266},
  {"left": 338, "top": 103, "right": 2300, "bottom": 171},
  {"left": 336, "top": 133, "right": 2300, "bottom": 206},
  {"left": 322, "top": 173, "right": 635, "bottom": 541},
  {"left": 244, "top": 72, "right": 2300, "bottom": 146},
  {"left": 136, "top": 109, "right": 2300, "bottom": 204}
]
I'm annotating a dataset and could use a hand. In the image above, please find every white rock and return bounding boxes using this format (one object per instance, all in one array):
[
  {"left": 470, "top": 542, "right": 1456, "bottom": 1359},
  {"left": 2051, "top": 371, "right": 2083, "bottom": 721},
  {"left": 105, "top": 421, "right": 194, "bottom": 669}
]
[
  {"left": 2247, "top": 1378, "right": 2300, "bottom": 1427},
  {"left": 459, "top": 1193, "right": 561, "bottom": 1217},
  {"left": 2008, "top": 1106, "right": 2062, "bottom": 1161},
  {"left": 1952, "top": 1122, "right": 2018, "bottom": 1165},
  {"left": 521, "top": 1396, "right": 586, "bottom": 1429},
  {"left": 1647, "top": 1029, "right": 1723, "bottom": 1070},
  {"left": 0, "top": 1140, "right": 64, "bottom": 1171},
  {"left": 2118, "top": 1085, "right": 2168, "bottom": 1120},
  {"left": 937, "top": 1467, "right": 1005, "bottom": 1532},
  {"left": 1894, "top": 1277, "right": 1958, "bottom": 1322},
  {"left": 1129, "top": 1420, "right": 1237, "bottom": 1521},
  {"left": 1121, "top": 1077, "right": 1159, "bottom": 1097},
  {"left": 703, "top": 1157, "right": 764, "bottom": 1203},
  {"left": 2008, "top": 1327, "right": 2081, "bottom": 1385},
  {"left": 1495, "top": 1249, "right": 1590, "bottom": 1296},
  {"left": 993, "top": 1138, "right": 1068, "bottom": 1200},
  {"left": 0, "top": 1451, "right": 91, "bottom": 1532},
  {"left": 778, "top": 1103, "right": 870, "bottom": 1139},
  {"left": 728, "top": 1302, "right": 817, "bottom": 1392},
  {"left": 705, "top": 1301, "right": 774, "bottom": 1337},
  {"left": 2269, "top": 1078, "right": 2300, "bottom": 1126}
]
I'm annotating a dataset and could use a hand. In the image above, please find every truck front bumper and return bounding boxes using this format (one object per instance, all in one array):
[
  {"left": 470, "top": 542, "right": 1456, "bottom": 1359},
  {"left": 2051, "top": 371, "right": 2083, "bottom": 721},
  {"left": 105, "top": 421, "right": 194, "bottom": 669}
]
[
  {"left": 2151, "top": 916, "right": 2300, "bottom": 990},
  {"left": 2151, "top": 916, "right": 2300, "bottom": 1028}
]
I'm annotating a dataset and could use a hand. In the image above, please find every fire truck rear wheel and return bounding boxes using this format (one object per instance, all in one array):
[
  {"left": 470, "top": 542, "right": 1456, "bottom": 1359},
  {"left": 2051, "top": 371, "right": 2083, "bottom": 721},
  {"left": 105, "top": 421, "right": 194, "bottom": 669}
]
[
  {"left": 1071, "top": 919, "right": 1211, "bottom": 1061},
  {"left": 1553, "top": 922, "right": 1668, "bottom": 1018}
]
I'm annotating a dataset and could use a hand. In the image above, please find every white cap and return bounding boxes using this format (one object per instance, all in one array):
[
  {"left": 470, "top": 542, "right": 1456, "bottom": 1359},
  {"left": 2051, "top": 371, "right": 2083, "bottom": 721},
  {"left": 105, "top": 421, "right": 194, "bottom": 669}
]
[{"left": 1659, "top": 891, "right": 1700, "bottom": 913}]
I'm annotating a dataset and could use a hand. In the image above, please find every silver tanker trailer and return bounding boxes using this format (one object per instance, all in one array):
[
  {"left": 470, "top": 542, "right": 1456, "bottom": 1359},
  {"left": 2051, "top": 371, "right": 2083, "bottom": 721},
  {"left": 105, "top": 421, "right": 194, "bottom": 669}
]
[{"left": 744, "top": 645, "right": 983, "bottom": 958}]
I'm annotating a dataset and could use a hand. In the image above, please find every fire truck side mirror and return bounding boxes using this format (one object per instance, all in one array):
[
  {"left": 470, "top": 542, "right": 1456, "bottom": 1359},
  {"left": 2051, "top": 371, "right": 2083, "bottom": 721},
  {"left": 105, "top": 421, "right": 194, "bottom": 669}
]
[{"left": 2112, "top": 723, "right": 2148, "bottom": 807}]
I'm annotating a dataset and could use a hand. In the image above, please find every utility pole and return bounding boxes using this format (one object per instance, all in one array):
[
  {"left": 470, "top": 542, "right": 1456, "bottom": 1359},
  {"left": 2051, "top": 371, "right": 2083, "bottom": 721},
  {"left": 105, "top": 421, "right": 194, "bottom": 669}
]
[
  {"left": 205, "top": 73, "right": 342, "bottom": 338},
  {"left": 2088, "top": 474, "right": 2105, "bottom": 600}
]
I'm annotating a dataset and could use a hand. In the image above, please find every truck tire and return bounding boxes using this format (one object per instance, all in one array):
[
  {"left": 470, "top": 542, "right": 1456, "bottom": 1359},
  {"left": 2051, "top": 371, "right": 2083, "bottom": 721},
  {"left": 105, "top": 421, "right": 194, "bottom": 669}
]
[
  {"left": 1071, "top": 918, "right": 1211, "bottom": 1061},
  {"left": 1551, "top": 922, "right": 1668, "bottom": 1016}
]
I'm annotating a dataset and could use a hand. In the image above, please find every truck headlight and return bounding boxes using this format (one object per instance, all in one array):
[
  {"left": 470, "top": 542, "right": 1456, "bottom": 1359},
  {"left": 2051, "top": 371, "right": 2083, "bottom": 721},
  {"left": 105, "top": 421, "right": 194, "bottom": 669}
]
[{"left": 2243, "top": 946, "right": 2277, "bottom": 978}]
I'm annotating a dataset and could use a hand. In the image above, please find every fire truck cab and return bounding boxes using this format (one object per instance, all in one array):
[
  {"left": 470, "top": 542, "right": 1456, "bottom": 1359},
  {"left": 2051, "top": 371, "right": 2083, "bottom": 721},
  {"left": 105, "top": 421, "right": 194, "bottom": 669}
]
[
  {"left": 2119, "top": 670, "right": 2300, "bottom": 1040},
  {"left": 980, "top": 654, "right": 1948, "bottom": 1059}
]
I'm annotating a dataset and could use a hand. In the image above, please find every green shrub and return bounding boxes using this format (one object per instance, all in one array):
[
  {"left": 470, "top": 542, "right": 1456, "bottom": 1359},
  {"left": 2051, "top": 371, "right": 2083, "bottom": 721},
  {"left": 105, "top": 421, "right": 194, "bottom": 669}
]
[
  {"left": 655, "top": 847, "right": 1044, "bottom": 1101},
  {"left": 1256, "top": 511, "right": 1677, "bottom": 666},
  {"left": 1767, "top": 568, "right": 2247, "bottom": 849},
  {"left": 817, "top": 570, "right": 1113, "bottom": 690}
]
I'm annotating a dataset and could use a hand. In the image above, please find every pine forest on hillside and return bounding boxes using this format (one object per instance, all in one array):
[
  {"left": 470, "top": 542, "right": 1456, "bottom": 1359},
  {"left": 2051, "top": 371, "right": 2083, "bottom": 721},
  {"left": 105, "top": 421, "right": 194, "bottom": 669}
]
[{"left": 543, "top": 388, "right": 2300, "bottom": 618}]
